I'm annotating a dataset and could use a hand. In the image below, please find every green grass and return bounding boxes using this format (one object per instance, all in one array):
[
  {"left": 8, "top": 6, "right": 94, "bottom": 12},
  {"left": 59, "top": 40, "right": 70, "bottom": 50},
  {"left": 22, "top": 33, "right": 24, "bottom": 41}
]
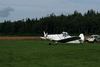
[{"left": 0, "top": 40, "right": 100, "bottom": 67}]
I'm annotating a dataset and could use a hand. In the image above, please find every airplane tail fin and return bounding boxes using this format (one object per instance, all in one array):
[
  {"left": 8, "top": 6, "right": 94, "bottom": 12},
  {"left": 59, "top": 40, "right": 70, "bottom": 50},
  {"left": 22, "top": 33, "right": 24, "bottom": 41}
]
[
  {"left": 43, "top": 31, "right": 48, "bottom": 38},
  {"left": 40, "top": 31, "right": 48, "bottom": 39},
  {"left": 79, "top": 33, "right": 84, "bottom": 43}
]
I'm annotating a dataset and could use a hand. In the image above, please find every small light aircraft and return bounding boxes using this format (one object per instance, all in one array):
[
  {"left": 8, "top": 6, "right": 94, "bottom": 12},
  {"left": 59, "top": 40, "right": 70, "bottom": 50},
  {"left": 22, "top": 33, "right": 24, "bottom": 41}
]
[{"left": 40, "top": 31, "right": 84, "bottom": 45}]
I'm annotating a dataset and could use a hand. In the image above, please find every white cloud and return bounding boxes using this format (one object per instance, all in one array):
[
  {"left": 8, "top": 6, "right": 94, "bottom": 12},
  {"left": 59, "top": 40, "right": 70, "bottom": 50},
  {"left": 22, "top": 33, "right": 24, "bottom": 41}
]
[{"left": 0, "top": 0, "right": 100, "bottom": 22}]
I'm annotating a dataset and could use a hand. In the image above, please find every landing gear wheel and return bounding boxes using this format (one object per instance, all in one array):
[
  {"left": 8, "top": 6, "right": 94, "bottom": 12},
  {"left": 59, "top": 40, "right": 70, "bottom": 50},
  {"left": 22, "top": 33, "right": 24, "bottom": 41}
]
[
  {"left": 56, "top": 43, "right": 59, "bottom": 45},
  {"left": 49, "top": 43, "right": 52, "bottom": 45}
]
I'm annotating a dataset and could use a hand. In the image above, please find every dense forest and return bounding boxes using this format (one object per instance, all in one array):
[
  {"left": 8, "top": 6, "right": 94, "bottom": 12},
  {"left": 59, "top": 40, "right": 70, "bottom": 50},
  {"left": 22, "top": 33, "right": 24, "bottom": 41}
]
[{"left": 0, "top": 9, "right": 100, "bottom": 36}]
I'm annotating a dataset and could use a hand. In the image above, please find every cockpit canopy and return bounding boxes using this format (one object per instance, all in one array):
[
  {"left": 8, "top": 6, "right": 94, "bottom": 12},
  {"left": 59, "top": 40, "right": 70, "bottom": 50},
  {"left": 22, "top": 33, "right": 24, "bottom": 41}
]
[{"left": 62, "top": 32, "right": 69, "bottom": 37}]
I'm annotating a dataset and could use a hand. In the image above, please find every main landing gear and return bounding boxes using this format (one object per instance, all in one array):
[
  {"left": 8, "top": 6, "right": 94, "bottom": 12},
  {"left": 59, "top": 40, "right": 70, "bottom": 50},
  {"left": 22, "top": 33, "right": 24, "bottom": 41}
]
[
  {"left": 48, "top": 42, "right": 59, "bottom": 45},
  {"left": 55, "top": 42, "right": 59, "bottom": 45},
  {"left": 49, "top": 43, "right": 52, "bottom": 45}
]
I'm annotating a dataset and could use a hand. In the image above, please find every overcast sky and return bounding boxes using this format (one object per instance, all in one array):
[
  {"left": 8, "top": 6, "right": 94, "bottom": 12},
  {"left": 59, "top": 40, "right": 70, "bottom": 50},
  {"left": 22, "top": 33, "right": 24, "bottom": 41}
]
[{"left": 0, "top": 0, "right": 100, "bottom": 22}]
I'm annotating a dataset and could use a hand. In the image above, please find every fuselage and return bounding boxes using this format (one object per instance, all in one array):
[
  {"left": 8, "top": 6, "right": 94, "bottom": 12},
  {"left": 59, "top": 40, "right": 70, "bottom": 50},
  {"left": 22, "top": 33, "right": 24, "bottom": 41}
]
[
  {"left": 46, "top": 34, "right": 71, "bottom": 41},
  {"left": 41, "top": 31, "right": 84, "bottom": 43}
]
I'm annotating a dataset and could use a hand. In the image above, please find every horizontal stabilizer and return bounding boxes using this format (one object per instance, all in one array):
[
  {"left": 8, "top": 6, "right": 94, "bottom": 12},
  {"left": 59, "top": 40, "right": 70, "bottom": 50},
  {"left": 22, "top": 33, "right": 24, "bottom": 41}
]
[{"left": 40, "top": 37, "right": 46, "bottom": 39}]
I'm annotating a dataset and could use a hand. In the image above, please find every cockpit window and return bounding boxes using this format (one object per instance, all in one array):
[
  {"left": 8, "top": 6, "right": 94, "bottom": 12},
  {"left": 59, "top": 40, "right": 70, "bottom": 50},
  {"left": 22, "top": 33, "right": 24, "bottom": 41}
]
[{"left": 62, "top": 32, "right": 69, "bottom": 37}]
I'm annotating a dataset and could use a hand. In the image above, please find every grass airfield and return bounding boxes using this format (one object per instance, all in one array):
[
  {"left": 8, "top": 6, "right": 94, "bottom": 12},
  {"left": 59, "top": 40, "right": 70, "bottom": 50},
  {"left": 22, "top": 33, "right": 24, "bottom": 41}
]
[{"left": 0, "top": 40, "right": 100, "bottom": 67}]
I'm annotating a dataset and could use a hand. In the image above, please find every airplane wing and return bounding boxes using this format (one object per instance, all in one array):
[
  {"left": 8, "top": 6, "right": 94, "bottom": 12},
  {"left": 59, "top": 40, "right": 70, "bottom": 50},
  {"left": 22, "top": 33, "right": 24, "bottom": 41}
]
[{"left": 57, "top": 36, "right": 80, "bottom": 43}]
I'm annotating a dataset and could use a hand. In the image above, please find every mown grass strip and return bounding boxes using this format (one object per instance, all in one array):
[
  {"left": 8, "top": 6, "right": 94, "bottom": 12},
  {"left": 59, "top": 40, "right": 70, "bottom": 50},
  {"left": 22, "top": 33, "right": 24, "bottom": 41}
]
[{"left": 0, "top": 40, "right": 100, "bottom": 67}]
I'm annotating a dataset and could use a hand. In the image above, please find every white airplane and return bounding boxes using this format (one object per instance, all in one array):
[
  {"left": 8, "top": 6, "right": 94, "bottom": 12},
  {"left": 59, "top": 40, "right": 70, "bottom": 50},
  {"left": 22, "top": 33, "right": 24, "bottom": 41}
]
[{"left": 40, "top": 31, "right": 84, "bottom": 45}]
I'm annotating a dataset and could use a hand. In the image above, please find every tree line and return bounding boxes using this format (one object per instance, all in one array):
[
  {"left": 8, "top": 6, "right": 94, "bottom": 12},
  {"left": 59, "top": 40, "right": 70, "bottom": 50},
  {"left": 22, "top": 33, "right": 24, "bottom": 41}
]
[{"left": 0, "top": 9, "right": 100, "bottom": 36}]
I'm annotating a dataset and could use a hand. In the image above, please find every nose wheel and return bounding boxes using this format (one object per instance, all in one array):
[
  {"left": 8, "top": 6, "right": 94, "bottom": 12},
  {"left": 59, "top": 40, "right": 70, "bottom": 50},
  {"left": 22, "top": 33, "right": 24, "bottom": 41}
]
[
  {"left": 49, "top": 43, "right": 52, "bottom": 45},
  {"left": 55, "top": 42, "right": 59, "bottom": 45}
]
